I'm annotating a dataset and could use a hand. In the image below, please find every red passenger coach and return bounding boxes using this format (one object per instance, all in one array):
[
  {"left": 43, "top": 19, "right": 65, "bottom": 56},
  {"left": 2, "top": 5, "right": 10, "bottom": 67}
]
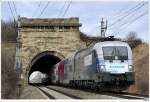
[{"left": 58, "top": 62, "right": 64, "bottom": 83}]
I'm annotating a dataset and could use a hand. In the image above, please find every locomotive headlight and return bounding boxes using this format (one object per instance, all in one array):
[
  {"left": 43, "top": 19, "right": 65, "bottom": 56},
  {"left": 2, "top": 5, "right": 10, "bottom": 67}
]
[
  {"left": 100, "top": 65, "right": 106, "bottom": 72},
  {"left": 128, "top": 65, "right": 134, "bottom": 72}
]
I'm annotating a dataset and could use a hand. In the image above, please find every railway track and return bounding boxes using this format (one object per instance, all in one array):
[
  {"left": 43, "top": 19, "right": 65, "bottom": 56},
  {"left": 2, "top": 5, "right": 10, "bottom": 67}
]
[
  {"left": 37, "top": 86, "right": 82, "bottom": 99},
  {"left": 38, "top": 85, "right": 148, "bottom": 99},
  {"left": 41, "top": 85, "right": 122, "bottom": 99},
  {"left": 100, "top": 91, "right": 148, "bottom": 99},
  {"left": 46, "top": 86, "right": 83, "bottom": 99},
  {"left": 37, "top": 87, "right": 55, "bottom": 99},
  {"left": 81, "top": 87, "right": 148, "bottom": 99}
]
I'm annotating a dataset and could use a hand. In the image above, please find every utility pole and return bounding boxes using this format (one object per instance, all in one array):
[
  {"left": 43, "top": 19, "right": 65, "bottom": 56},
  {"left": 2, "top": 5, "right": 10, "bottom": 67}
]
[
  {"left": 101, "top": 18, "right": 107, "bottom": 37},
  {"left": 14, "top": 15, "right": 22, "bottom": 96},
  {"left": 17, "top": 16, "right": 23, "bottom": 79}
]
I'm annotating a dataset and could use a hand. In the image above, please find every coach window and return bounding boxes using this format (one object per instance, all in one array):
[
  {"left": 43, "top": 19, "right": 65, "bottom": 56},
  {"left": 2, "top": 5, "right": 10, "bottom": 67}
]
[
  {"left": 69, "top": 65, "right": 72, "bottom": 72},
  {"left": 65, "top": 67, "right": 68, "bottom": 73},
  {"left": 64, "top": 68, "right": 66, "bottom": 73}
]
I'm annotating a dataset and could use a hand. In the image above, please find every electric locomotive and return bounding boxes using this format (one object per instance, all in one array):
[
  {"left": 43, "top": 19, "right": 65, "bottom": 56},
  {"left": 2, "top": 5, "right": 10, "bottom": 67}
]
[{"left": 50, "top": 41, "right": 135, "bottom": 91}]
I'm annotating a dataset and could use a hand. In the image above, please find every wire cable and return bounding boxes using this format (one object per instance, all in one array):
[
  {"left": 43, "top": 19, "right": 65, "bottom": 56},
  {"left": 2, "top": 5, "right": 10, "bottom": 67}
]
[
  {"left": 108, "top": 2, "right": 148, "bottom": 30},
  {"left": 8, "top": 1, "right": 16, "bottom": 20},
  {"left": 32, "top": 2, "right": 42, "bottom": 17},
  {"left": 38, "top": 1, "right": 41, "bottom": 7},
  {"left": 8, "top": 1, "right": 18, "bottom": 36},
  {"left": 12, "top": 1, "right": 18, "bottom": 17},
  {"left": 57, "top": 1, "right": 67, "bottom": 18},
  {"left": 108, "top": 2, "right": 145, "bottom": 28},
  {"left": 108, "top": 2, "right": 146, "bottom": 28},
  {"left": 61, "top": 0, "right": 72, "bottom": 18},
  {"left": 110, "top": 1, "right": 133, "bottom": 18},
  {"left": 38, "top": 2, "right": 50, "bottom": 17},
  {"left": 113, "top": 11, "right": 148, "bottom": 36}
]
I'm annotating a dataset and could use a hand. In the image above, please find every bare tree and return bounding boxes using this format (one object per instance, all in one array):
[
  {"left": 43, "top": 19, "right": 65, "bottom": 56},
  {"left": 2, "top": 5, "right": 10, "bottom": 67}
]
[
  {"left": 125, "top": 32, "right": 142, "bottom": 48},
  {"left": 1, "top": 20, "right": 17, "bottom": 42},
  {"left": 126, "top": 32, "right": 137, "bottom": 41}
]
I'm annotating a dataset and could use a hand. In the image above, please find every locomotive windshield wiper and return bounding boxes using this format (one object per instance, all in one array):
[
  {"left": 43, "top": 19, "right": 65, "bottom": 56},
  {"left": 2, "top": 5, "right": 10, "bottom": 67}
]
[{"left": 120, "top": 57, "right": 124, "bottom": 62}]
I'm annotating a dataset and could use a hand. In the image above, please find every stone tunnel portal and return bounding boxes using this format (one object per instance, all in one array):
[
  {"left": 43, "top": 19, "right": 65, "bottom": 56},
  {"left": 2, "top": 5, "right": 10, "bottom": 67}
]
[{"left": 28, "top": 51, "right": 63, "bottom": 84}]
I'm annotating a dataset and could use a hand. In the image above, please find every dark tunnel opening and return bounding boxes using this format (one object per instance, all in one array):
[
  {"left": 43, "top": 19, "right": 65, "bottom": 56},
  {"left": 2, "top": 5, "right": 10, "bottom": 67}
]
[{"left": 28, "top": 54, "right": 61, "bottom": 85}]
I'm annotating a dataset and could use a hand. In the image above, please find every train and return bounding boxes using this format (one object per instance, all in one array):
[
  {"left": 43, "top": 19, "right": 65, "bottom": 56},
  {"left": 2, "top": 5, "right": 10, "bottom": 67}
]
[{"left": 50, "top": 41, "right": 135, "bottom": 91}]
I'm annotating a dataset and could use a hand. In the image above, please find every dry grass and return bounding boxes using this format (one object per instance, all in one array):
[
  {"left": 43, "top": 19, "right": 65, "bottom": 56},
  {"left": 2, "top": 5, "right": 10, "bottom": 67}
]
[
  {"left": 128, "top": 43, "right": 149, "bottom": 95},
  {"left": 1, "top": 42, "right": 19, "bottom": 99}
]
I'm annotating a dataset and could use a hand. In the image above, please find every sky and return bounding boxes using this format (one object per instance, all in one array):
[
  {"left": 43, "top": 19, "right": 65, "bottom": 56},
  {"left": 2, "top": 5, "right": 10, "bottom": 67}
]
[{"left": 1, "top": 0, "right": 149, "bottom": 42}]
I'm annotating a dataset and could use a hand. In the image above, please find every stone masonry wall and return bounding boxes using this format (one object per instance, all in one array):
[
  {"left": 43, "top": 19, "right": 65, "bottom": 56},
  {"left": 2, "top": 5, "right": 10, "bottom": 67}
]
[{"left": 20, "top": 29, "right": 86, "bottom": 86}]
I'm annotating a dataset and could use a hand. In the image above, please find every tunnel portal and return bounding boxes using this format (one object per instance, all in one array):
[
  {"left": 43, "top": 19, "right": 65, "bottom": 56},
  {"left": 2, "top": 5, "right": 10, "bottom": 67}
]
[
  {"left": 17, "top": 17, "right": 86, "bottom": 86},
  {"left": 28, "top": 51, "right": 62, "bottom": 84}
]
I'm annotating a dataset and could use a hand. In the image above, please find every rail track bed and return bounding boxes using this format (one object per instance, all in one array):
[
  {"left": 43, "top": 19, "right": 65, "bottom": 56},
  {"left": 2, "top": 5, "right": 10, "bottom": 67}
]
[
  {"left": 100, "top": 91, "right": 148, "bottom": 99},
  {"left": 37, "top": 86, "right": 82, "bottom": 99},
  {"left": 38, "top": 85, "right": 122, "bottom": 99},
  {"left": 37, "top": 85, "right": 148, "bottom": 99}
]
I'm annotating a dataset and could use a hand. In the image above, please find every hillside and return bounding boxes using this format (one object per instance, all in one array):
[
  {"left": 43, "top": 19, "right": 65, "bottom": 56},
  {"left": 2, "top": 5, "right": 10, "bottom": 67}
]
[
  {"left": 1, "top": 42, "right": 19, "bottom": 99},
  {"left": 128, "top": 43, "right": 149, "bottom": 95}
]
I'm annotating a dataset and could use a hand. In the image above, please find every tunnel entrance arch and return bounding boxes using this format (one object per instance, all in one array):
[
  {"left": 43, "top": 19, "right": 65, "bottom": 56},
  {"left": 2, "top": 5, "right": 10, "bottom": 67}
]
[
  {"left": 16, "top": 17, "right": 87, "bottom": 86},
  {"left": 28, "top": 51, "right": 65, "bottom": 84}
]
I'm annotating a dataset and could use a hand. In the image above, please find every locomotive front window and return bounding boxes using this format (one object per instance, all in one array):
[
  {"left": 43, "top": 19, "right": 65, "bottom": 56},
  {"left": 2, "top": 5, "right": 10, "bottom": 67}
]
[
  {"left": 116, "top": 46, "right": 128, "bottom": 60},
  {"left": 103, "top": 47, "right": 115, "bottom": 60},
  {"left": 103, "top": 46, "right": 128, "bottom": 60}
]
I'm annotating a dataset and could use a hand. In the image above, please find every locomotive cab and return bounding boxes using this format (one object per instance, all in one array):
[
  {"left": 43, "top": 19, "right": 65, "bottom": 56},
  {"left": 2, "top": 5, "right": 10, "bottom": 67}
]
[{"left": 93, "top": 41, "right": 135, "bottom": 90}]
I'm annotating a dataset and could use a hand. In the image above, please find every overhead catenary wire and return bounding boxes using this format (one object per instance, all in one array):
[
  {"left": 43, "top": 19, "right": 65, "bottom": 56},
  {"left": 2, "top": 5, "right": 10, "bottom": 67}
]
[
  {"left": 108, "top": 2, "right": 146, "bottom": 28},
  {"left": 92, "top": 2, "right": 132, "bottom": 30},
  {"left": 121, "top": 11, "right": 148, "bottom": 30},
  {"left": 110, "top": 1, "right": 133, "bottom": 18},
  {"left": 87, "top": 2, "right": 145, "bottom": 36},
  {"left": 108, "top": 3, "right": 146, "bottom": 29},
  {"left": 38, "top": 1, "right": 41, "bottom": 7},
  {"left": 61, "top": 0, "right": 72, "bottom": 18},
  {"left": 8, "top": 1, "right": 16, "bottom": 20},
  {"left": 32, "top": 2, "right": 42, "bottom": 17},
  {"left": 112, "top": 11, "right": 148, "bottom": 36},
  {"left": 8, "top": 1, "right": 18, "bottom": 35},
  {"left": 38, "top": 2, "right": 50, "bottom": 17},
  {"left": 57, "top": 1, "right": 67, "bottom": 18},
  {"left": 12, "top": 1, "right": 18, "bottom": 17},
  {"left": 108, "top": 3, "right": 147, "bottom": 32}
]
